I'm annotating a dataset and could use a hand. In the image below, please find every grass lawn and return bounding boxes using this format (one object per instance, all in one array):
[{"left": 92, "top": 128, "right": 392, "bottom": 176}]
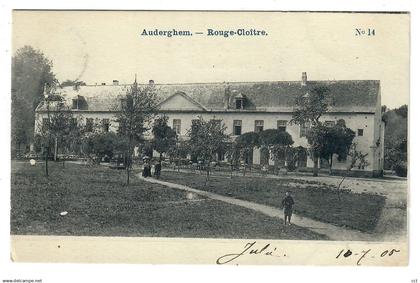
[
  {"left": 11, "top": 161, "right": 326, "bottom": 240},
  {"left": 160, "top": 171, "right": 386, "bottom": 232}
]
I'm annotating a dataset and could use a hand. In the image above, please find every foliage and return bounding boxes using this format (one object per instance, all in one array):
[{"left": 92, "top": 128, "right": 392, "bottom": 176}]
[
  {"left": 83, "top": 132, "right": 128, "bottom": 163},
  {"left": 35, "top": 95, "right": 80, "bottom": 175},
  {"left": 394, "top": 162, "right": 407, "bottom": 177},
  {"left": 291, "top": 86, "right": 331, "bottom": 176},
  {"left": 151, "top": 115, "right": 178, "bottom": 159},
  {"left": 225, "top": 142, "right": 241, "bottom": 167},
  {"left": 167, "top": 140, "right": 190, "bottom": 164},
  {"left": 234, "top": 132, "right": 260, "bottom": 166},
  {"left": 114, "top": 79, "right": 159, "bottom": 184},
  {"left": 284, "top": 146, "right": 307, "bottom": 172},
  {"left": 291, "top": 86, "right": 331, "bottom": 126},
  {"left": 317, "top": 120, "right": 356, "bottom": 172},
  {"left": 259, "top": 129, "right": 294, "bottom": 171},
  {"left": 12, "top": 46, "right": 57, "bottom": 156},
  {"left": 188, "top": 117, "right": 230, "bottom": 163},
  {"left": 348, "top": 143, "right": 370, "bottom": 170},
  {"left": 259, "top": 129, "right": 294, "bottom": 148},
  {"left": 335, "top": 143, "right": 370, "bottom": 201},
  {"left": 382, "top": 105, "right": 408, "bottom": 171}
]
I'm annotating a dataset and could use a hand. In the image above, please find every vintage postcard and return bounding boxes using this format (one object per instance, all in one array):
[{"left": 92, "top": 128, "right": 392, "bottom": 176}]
[{"left": 10, "top": 10, "right": 409, "bottom": 265}]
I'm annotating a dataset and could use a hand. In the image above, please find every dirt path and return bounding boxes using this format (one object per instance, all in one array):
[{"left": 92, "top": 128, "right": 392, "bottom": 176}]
[{"left": 137, "top": 174, "right": 392, "bottom": 241}]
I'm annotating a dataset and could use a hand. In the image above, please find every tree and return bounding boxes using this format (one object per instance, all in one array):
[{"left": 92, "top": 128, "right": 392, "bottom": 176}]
[
  {"left": 12, "top": 46, "right": 57, "bottom": 157},
  {"left": 188, "top": 117, "right": 230, "bottom": 181},
  {"left": 83, "top": 132, "right": 124, "bottom": 164},
  {"left": 234, "top": 132, "right": 260, "bottom": 175},
  {"left": 291, "top": 86, "right": 331, "bottom": 176},
  {"left": 334, "top": 143, "right": 369, "bottom": 200},
  {"left": 259, "top": 129, "right": 294, "bottom": 173},
  {"left": 318, "top": 120, "right": 355, "bottom": 174},
  {"left": 114, "top": 77, "right": 158, "bottom": 185},
  {"left": 35, "top": 93, "right": 75, "bottom": 176},
  {"left": 151, "top": 115, "right": 178, "bottom": 160},
  {"left": 382, "top": 105, "right": 408, "bottom": 174},
  {"left": 167, "top": 140, "right": 190, "bottom": 171}
]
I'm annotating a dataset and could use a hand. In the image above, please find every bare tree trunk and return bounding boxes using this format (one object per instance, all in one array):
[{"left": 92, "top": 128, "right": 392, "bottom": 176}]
[
  {"left": 54, "top": 137, "right": 58, "bottom": 161},
  {"left": 329, "top": 155, "right": 333, "bottom": 175},
  {"left": 313, "top": 154, "right": 319, "bottom": 177},
  {"left": 337, "top": 174, "right": 346, "bottom": 201},
  {"left": 126, "top": 166, "right": 130, "bottom": 185},
  {"left": 45, "top": 145, "right": 49, "bottom": 177}
]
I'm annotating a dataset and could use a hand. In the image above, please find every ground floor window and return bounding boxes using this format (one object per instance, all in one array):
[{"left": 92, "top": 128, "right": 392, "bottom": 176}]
[
  {"left": 254, "top": 120, "right": 264, "bottom": 133},
  {"left": 173, "top": 119, "right": 181, "bottom": 134},
  {"left": 277, "top": 120, "right": 287, "bottom": 132},
  {"left": 233, "top": 120, "right": 242, "bottom": 135}
]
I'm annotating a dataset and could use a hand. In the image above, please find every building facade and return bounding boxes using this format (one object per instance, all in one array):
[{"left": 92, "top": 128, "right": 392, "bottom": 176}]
[{"left": 35, "top": 73, "right": 385, "bottom": 177}]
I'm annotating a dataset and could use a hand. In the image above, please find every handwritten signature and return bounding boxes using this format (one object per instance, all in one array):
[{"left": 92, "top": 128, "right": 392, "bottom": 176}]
[{"left": 216, "top": 241, "right": 283, "bottom": 264}]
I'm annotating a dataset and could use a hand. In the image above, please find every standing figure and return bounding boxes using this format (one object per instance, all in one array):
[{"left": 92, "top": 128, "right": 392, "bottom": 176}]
[
  {"left": 154, "top": 161, "right": 162, "bottom": 179},
  {"left": 281, "top": 191, "right": 295, "bottom": 225},
  {"left": 142, "top": 161, "right": 150, "bottom": 178}
]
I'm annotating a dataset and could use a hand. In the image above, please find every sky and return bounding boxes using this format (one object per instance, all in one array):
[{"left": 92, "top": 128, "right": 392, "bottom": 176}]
[{"left": 12, "top": 11, "right": 410, "bottom": 108}]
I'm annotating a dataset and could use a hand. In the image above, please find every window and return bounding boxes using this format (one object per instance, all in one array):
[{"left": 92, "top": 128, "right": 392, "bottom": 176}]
[
  {"left": 86, "top": 118, "right": 93, "bottom": 132},
  {"left": 72, "top": 99, "right": 78, "bottom": 109},
  {"left": 324, "top": 120, "right": 335, "bottom": 127},
  {"left": 235, "top": 99, "right": 243, "bottom": 110},
  {"left": 255, "top": 120, "right": 264, "bottom": 133},
  {"left": 277, "top": 120, "right": 287, "bottom": 131},
  {"left": 233, "top": 120, "right": 242, "bottom": 135},
  {"left": 102, "top": 119, "right": 110, "bottom": 132},
  {"left": 173, "top": 119, "right": 181, "bottom": 134},
  {"left": 42, "top": 118, "right": 49, "bottom": 129},
  {"left": 300, "top": 122, "right": 310, "bottom": 137},
  {"left": 358, "top": 129, "right": 364, "bottom": 136},
  {"left": 70, "top": 118, "right": 78, "bottom": 129}
]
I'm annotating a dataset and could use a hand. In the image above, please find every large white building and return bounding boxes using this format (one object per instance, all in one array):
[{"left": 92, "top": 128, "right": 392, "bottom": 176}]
[{"left": 35, "top": 73, "right": 385, "bottom": 177}]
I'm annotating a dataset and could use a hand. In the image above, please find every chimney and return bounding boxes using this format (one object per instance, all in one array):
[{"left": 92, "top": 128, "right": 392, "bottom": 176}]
[
  {"left": 301, "top": 72, "right": 307, "bottom": 86},
  {"left": 113, "top": 80, "right": 119, "bottom": 86},
  {"left": 224, "top": 83, "right": 230, "bottom": 109},
  {"left": 149, "top": 79, "right": 154, "bottom": 85}
]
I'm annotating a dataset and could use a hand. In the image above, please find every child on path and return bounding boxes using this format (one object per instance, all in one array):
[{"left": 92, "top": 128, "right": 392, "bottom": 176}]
[{"left": 281, "top": 191, "right": 295, "bottom": 225}]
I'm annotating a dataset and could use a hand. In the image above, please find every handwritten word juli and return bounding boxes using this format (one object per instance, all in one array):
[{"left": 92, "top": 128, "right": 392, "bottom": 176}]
[
  {"left": 336, "top": 248, "right": 400, "bottom": 265},
  {"left": 216, "top": 241, "right": 283, "bottom": 265}
]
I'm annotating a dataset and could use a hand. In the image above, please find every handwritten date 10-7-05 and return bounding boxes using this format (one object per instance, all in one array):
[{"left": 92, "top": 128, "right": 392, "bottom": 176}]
[{"left": 336, "top": 248, "right": 400, "bottom": 265}]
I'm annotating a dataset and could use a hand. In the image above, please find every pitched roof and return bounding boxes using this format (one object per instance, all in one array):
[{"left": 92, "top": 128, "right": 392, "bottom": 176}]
[{"left": 35, "top": 80, "right": 380, "bottom": 113}]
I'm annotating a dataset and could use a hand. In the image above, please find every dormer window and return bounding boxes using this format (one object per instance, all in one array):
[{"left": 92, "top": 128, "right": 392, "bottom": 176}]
[
  {"left": 234, "top": 92, "right": 245, "bottom": 110},
  {"left": 72, "top": 99, "right": 78, "bottom": 109},
  {"left": 72, "top": 95, "right": 87, "bottom": 110}
]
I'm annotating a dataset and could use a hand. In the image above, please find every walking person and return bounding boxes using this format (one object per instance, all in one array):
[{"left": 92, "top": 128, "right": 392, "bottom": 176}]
[{"left": 281, "top": 191, "right": 295, "bottom": 225}]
